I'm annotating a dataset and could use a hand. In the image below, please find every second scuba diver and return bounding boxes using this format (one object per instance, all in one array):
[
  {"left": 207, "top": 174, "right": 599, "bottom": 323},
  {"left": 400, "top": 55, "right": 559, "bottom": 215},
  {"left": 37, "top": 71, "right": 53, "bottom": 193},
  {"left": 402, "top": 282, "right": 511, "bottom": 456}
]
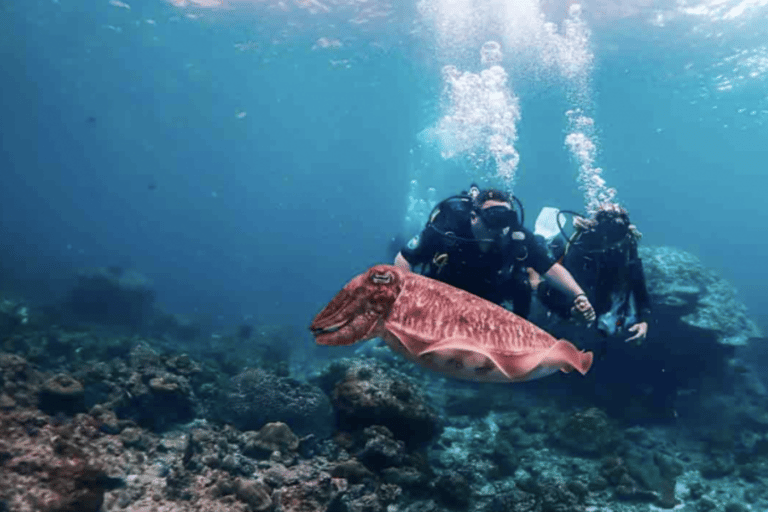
[{"left": 530, "top": 202, "right": 651, "bottom": 342}]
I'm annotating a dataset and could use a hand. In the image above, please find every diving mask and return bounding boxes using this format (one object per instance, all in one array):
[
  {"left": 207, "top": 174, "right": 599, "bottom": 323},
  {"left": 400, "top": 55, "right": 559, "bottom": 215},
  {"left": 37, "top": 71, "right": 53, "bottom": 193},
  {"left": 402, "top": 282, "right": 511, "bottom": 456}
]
[{"left": 478, "top": 205, "right": 519, "bottom": 230}]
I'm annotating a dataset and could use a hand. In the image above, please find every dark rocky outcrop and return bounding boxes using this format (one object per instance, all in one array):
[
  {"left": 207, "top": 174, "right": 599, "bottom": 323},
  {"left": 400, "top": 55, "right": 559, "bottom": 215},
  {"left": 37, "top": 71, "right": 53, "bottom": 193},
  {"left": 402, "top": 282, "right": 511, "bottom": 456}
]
[
  {"left": 531, "top": 245, "right": 764, "bottom": 423},
  {"left": 220, "top": 368, "right": 334, "bottom": 438}
]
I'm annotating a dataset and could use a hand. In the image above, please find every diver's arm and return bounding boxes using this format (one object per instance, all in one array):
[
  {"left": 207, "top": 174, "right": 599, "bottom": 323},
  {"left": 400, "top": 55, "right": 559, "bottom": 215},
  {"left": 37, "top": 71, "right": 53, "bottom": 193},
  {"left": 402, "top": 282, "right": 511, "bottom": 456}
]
[
  {"left": 628, "top": 248, "right": 652, "bottom": 319},
  {"left": 543, "top": 263, "right": 585, "bottom": 299},
  {"left": 396, "top": 230, "right": 437, "bottom": 273},
  {"left": 626, "top": 255, "right": 651, "bottom": 341},
  {"left": 632, "top": 266, "right": 652, "bottom": 319},
  {"left": 394, "top": 252, "right": 412, "bottom": 271},
  {"left": 543, "top": 263, "right": 596, "bottom": 322}
]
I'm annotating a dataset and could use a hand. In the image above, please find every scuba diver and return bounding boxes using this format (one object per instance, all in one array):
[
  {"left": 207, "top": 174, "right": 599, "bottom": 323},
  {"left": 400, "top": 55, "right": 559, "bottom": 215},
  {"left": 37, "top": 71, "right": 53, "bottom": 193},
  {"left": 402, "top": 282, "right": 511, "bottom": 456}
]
[
  {"left": 530, "top": 202, "right": 651, "bottom": 342},
  {"left": 393, "top": 185, "right": 595, "bottom": 322},
  {"left": 528, "top": 203, "right": 678, "bottom": 423}
]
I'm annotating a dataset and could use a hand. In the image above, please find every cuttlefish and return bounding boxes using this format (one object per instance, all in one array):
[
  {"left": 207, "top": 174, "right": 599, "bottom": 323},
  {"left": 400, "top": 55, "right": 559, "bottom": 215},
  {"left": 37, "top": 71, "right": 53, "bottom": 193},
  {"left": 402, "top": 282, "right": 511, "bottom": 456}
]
[{"left": 310, "top": 265, "right": 593, "bottom": 383}]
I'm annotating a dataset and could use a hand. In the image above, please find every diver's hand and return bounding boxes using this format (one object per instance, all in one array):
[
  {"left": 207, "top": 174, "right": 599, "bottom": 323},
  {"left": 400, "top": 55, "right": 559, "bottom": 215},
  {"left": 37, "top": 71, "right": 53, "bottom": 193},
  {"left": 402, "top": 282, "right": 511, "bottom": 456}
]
[
  {"left": 626, "top": 322, "right": 648, "bottom": 342},
  {"left": 573, "top": 216, "right": 593, "bottom": 230},
  {"left": 526, "top": 267, "right": 543, "bottom": 291},
  {"left": 394, "top": 252, "right": 412, "bottom": 272},
  {"left": 571, "top": 294, "right": 596, "bottom": 323}
]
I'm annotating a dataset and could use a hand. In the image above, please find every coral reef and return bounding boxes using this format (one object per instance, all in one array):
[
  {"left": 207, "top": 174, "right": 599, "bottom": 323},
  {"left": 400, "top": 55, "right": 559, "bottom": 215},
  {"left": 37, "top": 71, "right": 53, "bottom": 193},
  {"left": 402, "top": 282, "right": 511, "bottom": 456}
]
[
  {"left": 641, "top": 246, "right": 762, "bottom": 346},
  {"left": 219, "top": 367, "right": 334, "bottom": 438},
  {"left": 61, "top": 267, "right": 156, "bottom": 330},
  {"left": 0, "top": 298, "right": 31, "bottom": 334},
  {"left": 0, "top": 410, "right": 125, "bottom": 512},
  {"left": 1, "top": 247, "right": 768, "bottom": 512},
  {"left": 553, "top": 407, "right": 621, "bottom": 457},
  {"left": 322, "top": 359, "right": 443, "bottom": 447},
  {"left": 528, "top": 245, "right": 766, "bottom": 424}
]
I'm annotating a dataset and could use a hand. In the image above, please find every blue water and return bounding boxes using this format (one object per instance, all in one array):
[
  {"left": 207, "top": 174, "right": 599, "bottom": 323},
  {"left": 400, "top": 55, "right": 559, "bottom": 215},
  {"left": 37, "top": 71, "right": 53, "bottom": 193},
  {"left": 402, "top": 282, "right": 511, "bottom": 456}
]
[{"left": 1, "top": 0, "right": 767, "bottom": 337}]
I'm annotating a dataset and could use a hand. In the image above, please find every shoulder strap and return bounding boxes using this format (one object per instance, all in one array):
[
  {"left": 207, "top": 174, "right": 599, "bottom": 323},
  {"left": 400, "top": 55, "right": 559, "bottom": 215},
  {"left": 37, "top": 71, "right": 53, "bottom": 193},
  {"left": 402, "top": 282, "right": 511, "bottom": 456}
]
[{"left": 425, "top": 195, "right": 476, "bottom": 242}]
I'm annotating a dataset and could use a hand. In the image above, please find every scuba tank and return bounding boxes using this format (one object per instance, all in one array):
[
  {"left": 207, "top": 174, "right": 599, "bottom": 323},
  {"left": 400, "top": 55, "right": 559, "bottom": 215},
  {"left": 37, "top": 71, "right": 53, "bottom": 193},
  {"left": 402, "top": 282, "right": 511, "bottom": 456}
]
[{"left": 532, "top": 207, "right": 584, "bottom": 261}]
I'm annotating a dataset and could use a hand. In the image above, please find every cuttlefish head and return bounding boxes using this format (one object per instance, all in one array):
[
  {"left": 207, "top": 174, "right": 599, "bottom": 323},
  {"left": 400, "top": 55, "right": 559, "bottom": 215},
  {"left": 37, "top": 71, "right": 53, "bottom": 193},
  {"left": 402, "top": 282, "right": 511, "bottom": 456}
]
[{"left": 310, "top": 265, "right": 404, "bottom": 346}]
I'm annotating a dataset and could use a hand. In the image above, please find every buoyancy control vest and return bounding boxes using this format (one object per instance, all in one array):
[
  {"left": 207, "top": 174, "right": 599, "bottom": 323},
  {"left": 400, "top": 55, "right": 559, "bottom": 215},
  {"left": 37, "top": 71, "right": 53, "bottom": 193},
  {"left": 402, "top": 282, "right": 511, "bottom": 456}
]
[{"left": 422, "top": 195, "right": 527, "bottom": 282}]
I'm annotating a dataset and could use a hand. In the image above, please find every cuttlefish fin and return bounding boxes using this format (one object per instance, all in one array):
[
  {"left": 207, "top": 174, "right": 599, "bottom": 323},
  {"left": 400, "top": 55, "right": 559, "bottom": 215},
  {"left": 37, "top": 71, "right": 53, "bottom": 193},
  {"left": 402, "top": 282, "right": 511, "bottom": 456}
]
[
  {"left": 418, "top": 337, "right": 593, "bottom": 382},
  {"left": 417, "top": 337, "right": 514, "bottom": 379},
  {"left": 383, "top": 323, "right": 435, "bottom": 357},
  {"left": 547, "top": 340, "right": 593, "bottom": 375}
]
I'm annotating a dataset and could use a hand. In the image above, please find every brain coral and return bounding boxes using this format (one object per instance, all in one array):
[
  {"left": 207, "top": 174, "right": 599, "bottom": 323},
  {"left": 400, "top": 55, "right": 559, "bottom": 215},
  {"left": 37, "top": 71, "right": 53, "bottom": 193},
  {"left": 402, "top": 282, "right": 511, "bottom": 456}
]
[{"left": 222, "top": 368, "right": 333, "bottom": 438}]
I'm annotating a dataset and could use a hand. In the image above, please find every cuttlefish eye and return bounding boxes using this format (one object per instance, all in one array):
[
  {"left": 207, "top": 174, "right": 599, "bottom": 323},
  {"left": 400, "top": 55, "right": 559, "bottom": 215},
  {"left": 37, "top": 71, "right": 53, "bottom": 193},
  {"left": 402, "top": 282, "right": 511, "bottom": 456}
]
[{"left": 371, "top": 272, "right": 393, "bottom": 284}]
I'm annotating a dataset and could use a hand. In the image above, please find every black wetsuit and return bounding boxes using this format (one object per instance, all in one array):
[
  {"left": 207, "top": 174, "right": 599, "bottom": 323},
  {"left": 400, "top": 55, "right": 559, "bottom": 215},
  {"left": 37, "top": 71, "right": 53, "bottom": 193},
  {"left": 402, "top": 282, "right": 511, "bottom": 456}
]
[
  {"left": 400, "top": 207, "right": 555, "bottom": 319},
  {"left": 537, "top": 228, "right": 651, "bottom": 334}
]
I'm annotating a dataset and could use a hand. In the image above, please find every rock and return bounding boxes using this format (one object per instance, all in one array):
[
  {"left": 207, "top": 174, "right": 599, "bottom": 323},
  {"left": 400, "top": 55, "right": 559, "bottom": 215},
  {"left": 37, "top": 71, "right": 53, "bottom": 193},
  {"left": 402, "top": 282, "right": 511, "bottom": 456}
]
[
  {"left": 641, "top": 246, "right": 762, "bottom": 346},
  {"left": 243, "top": 422, "right": 299, "bottom": 458},
  {"left": 554, "top": 408, "right": 620, "bottom": 457},
  {"left": 697, "top": 497, "right": 717, "bottom": 511},
  {"left": 222, "top": 368, "right": 333, "bottom": 438},
  {"left": 357, "top": 425, "right": 407, "bottom": 470},
  {"left": 382, "top": 466, "right": 427, "bottom": 488},
  {"left": 329, "top": 360, "right": 442, "bottom": 446},
  {"left": 0, "top": 394, "right": 16, "bottom": 410},
  {"left": 0, "top": 412, "right": 123, "bottom": 512},
  {"left": 129, "top": 343, "right": 163, "bottom": 371},
  {"left": 432, "top": 471, "right": 471, "bottom": 510},
  {"left": 725, "top": 501, "right": 749, "bottom": 512},
  {"left": 0, "top": 353, "right": 41, "bottom": 408},
  {"left": 533, "top": 246, "right": 764, "bottom": 424},
  {"left": 330, "top": 460, "right": 374, "bottom": 483},
  {"left": 39, "top": 373, "right": 86, "bottom": 415},
  {"left": 274, "top": 472, "right": 343, "bottom": 512},
  {"left": 62, "top": 267, "right": 156, "bottom": 330},
  {"left": 330, "top": 481, "right": 399, "bottom": 512},
  {"left": 700, "top": 452, "right": 735, "bottom": 478},
  {"left": 89, "top": 406, "right": 122, "bottom": 434},
  {"left": 623, "top": 448, "right": 682, "bottom": 508},
  {"left": 116, "top": 370, "right": 196, "bottom": 430},
  {"left": 0, "top": 299, "right": 30, "bottom": 334},
  {"left": 235, "top": 478, "right": 273, "bottom": 511},
  {"left": 148, "top": 376, "right": 182, "bottom": 393},
  {"left": 165, "top": 353, "right": 200, "bottom": 376},
  {"left": 119, "top": 427, "right": 148, "bottom": 449}
]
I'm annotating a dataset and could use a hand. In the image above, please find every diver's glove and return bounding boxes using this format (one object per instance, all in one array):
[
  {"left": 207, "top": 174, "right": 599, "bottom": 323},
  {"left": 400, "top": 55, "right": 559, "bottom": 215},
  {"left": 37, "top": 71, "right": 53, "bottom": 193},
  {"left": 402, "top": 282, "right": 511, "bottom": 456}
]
[{"left": 571, "top": 293, "right": 596, "bottom": 323}]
